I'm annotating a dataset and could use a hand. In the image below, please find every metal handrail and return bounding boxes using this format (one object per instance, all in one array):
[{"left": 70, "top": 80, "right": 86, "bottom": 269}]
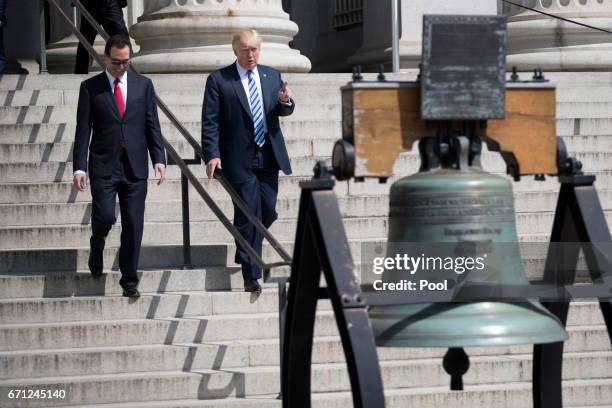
[{"left": 44, "top": 0, "right": 292, "bottom": 278}]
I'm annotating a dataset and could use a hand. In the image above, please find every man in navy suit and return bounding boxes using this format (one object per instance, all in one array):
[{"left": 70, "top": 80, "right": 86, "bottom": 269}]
[
  {"left": 202, "top": 29, "right": 294, "bottom": 293},
  {"left": 73, "top": 35, "right": 166, "bottom": 298}
]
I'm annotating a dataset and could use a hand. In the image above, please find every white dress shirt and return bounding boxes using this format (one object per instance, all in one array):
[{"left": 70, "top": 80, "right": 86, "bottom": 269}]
[
  {"left": 106, "top": 69, "right": 127, "bottom": 109},
  {"left": 73, "top": 70, "right": 164, "bottom": 177}
]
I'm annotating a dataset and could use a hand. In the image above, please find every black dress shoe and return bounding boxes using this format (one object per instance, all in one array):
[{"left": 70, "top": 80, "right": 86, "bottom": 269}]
[
  {"left": 88, "top": 255, "right": 103, "bottom": 277},
  {"left": 122, "top": 287, "right": 141, "bottom": 298},
  {"left": 244, "top": 279, "right": 262, "bottom": 293}
]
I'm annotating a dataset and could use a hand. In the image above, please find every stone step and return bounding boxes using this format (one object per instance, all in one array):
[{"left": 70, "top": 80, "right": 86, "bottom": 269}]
[
  {"left": 558, "top": 118, "right": 612, "bottom": 137},
  {"left": 6, "top": 87, "right": 611, "bottom": 109},
  {"left": 2, "top": 318, "right": 608, "bottom": 380},
  {"left": 4, "top": 72, "right": 612, "bottom": 92},
  {"left": 0, "top": 312, "right": 338, "bottom": 351},
  {"left": 0, "top": 176, "right": 336, "bottom": 205},
  {"left": 0, "top": 195, "right": 387, "bottom": 227},
  {"left": 0, "top": 226, "right": 571, "bottom": 268},
  {"left": 0, "top": 138, "right": 329, "bottom": 164},
  {"left": 557, "top": 102, "right": 612, "bottom": 119},
  {"left": 0, "top": 215, "right": 388, "bottom": 249},
  {"left": 0, "top": 104, "right": 343, "bottom": 126},
  {"left": 0, "top": 275, "right": 603, "bottom": 322},
  {"left": 0, "top": 120, "right": 342, "bottom": 144},
  {"left": 0, "top": 233, "right": 361, "bottom": 274},
  {"left": 0, "top": 140, "right": 194, "bottom": 164},
  {"left": 2, "top": 151, "right": 612, "bottom": 183},
  {"left": 0, "top": 240, "right": 597, "bottom": 295},
  {"left": 311, "top": 379, "right": 612, "bottom": 408},
  {"left": 0, "top": 74, "right": 359, "bottom": 92},
  {"left": 1, "top": 118, "right": 610, "bottom": 151},
  {"left": 36, "top": 379, "right": 612, "bottom": 408},
  {"left": 6, "top": 189, "right": 605, "bottom": 227},
  {"left": 0, "top": 267, "right": 255, "bottom": 298},
  {"left": 0, "top": 133, "right": 607, "bottom": 166},
  {"left": 0, "top": 290, "right": 293, "bottom": 324},
  {"left": 0, "top": 300, "right": 605, "bottom": 353},
  {"left": 515, "top": 71, "right": 612, "bottom": 86},
  {"left": 0, "top": 156, "right": 335, "bottom": 182},
  {"left": 3, "top": 88, "right": 608, "bottom": 123},
  {"left": 561, "top": 134, "right": 612, "bottom": 152},
  {"left": 1, "top": 206, "right": 610, "bottom": 249},
  {"left": 558, "top": 87, "right": 612, "bottom": 103},
  {"left": 4, "top": 103, "right": 612, "bottom": 127},
  {"left": 0, "top": 87, "right": 341, "bottom": 108},
  {"left": 2, "top": 170, "right": 612, "bottom": 206},
  {"left": 1, "top": 353, "right": 611, "bottom": 406},
  {"left": 57, "top": 397, "right": 284, "bottom": 408}
]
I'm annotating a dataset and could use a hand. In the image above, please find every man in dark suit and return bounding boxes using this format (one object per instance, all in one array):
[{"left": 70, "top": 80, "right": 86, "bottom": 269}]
[
  {"left": 202, "top": 29, "right": 294, "bottom": 293},
  {"left": 73, "top": 35, "right": 166, "bottom": 298},
  {"left": 73, "top": 0, "right": 128, "bottom": 74}
]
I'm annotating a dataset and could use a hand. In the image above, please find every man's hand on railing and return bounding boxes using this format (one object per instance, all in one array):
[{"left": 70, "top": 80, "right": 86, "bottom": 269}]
[
  {"left": 154, "top": 163, "right": 166, "bottom": 185},
  {"left": 73, "top": 174, "right": 87, "bottom": 192},
  {"left": 206, "top": 158, "right": 222, "bottom": 179}
]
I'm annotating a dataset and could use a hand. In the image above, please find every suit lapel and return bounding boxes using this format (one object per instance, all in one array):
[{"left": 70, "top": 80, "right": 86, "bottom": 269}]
[
  {"left": 258, "top": 66, "right": 272, "bottom": 115},
  {"left": 231, "top": 65, "right": 253, "bottom": 121},
  {"left": 101, "top": 72, "right": 121, "bottom": 121},
  {"left": 124, "top": 71, "right": 135, "bottom": 118}
]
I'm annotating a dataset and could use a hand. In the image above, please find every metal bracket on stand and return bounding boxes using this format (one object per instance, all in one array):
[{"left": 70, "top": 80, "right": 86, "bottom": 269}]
[
  {"left": 281, "top": 162, "right": 386, "bottom": 408},
  {"left": 533, "top": 169, "right": 612, "bottom": 408}
]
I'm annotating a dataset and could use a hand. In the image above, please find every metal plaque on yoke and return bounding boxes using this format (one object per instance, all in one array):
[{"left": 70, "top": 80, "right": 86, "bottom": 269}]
[{"left": 421, "top": 15, "right": 507, "bottom": 120}]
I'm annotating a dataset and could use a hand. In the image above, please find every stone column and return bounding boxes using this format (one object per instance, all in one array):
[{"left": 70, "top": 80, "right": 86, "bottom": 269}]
[
  {"left": 348, "top": 0, "right": 497, "bottom": 70},
  {"left": 44, "top": 0, "right": 79, "bottom": 73},
  {"left": 129, "top": 0, "right": 311, "bottom": 73},
  {"left": 506, "top": 0, "right": 612, "bottom": 71},
  {"left": 346, "top": 0, "right": 391, "bottom": 69},
  {"left": 398, "top": 0, "right": 498, "bottom": 69}
]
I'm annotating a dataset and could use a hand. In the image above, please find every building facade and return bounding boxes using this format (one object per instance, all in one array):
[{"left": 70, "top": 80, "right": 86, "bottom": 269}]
[{"left": 7, "top": 0, "right": 612, "bottom": 74}]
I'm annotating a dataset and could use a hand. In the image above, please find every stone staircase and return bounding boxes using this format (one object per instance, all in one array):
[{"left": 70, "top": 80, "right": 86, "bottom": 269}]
[{"left": 0, "top": 72, "right": 611, "bottom": 407}]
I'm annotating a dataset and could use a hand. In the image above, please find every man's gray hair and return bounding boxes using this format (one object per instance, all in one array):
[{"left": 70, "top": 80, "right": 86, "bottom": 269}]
[{"left": 232, "top": 30, "right": 262, "bottom": 49}]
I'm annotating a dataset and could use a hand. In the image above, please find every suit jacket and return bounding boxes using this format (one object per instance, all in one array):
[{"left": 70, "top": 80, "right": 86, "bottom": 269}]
[
  {"left": 201, "top": 63, "right": 294, "bottom": 183},
  {"left": 0, "top": 0, "right": 6, "bottom": 22},
  {"left": 73, "top": 71, "right": 166, "bottom": 179}
]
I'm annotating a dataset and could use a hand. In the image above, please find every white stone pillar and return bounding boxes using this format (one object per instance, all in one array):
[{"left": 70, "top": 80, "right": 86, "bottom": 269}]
[
  {"left": 506, "top": 0, "right": 612, "bottom": 71},
  {"left": 126, "top": 0, "right": 145, "bottom": 28},
  {"left": 349, "top": 0, "right": 497, "bottom": 70},
  {"left": 129, "top": 0, "right": 311, "bottom": 73},
  {"left": 398, "top": 0, "right": 498, "bottom": 69}
]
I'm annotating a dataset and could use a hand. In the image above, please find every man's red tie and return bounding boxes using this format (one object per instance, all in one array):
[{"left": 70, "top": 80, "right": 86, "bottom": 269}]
[{"left": 114, "top": 78, "right": 125, "bottom": 118}]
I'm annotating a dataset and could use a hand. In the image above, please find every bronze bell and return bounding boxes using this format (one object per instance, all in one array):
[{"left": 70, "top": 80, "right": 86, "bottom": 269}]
[{"left": 369, "top": 137, "right": 567, "bottom": 348}]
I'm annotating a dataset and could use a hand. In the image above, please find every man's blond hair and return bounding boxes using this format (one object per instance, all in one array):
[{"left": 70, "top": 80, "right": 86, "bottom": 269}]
[{"left": 232, "top": 30, "right": 262, "bottom": 50}]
